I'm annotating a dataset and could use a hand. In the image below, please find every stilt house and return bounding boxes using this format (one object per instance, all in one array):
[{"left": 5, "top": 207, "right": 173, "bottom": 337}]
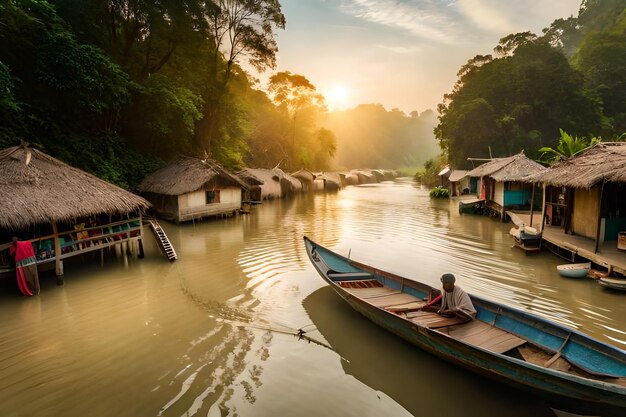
[
  {"left": 531, "top": 143, "right": 626, "bottom": 253},
  {"left": 0, "top": 145, "right": 150, "bottom": 279},
  {"left": 139, "top": 156, "right": 248, "bottom": 223},
  {"left": 466, "top": 152, "right": 546, "bottom": 219}
]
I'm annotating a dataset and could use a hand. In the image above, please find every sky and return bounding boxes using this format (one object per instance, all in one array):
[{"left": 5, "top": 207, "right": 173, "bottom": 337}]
[{"left": 252, "top": 0, "right": 582, "bottom": 114}]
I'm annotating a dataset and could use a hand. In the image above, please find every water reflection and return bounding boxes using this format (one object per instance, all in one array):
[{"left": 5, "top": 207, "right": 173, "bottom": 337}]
[
  {"left": 303, "top": 286, "right": 559, "bottom": 417},
  {"left": 0, "top": 179, "right": 623, "bottom": 416}
]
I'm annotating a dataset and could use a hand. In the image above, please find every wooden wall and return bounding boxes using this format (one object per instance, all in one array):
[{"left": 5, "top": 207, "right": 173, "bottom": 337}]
[
  {"left": 571, "top": 187, "right": 600, "bottom": 239},
  {"left": 177, "top": 187, "right": 242, "bottom": 222}
]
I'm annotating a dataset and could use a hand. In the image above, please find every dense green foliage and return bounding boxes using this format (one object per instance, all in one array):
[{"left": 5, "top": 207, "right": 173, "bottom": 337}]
[
  {"left": 538, "top": 128, "right": 600, "bottom": 165},
  {"left": 435, "top": 0, "right": 625, "bottom": 169},
  {"left": 429, "top": 187, "right": 450, "bottom": 199},
  {"left": 0, "top": 0, "right": 335, "bottom": 188},
  {"left": 413, "top": 154, "right": 447, "bottom": 188}
]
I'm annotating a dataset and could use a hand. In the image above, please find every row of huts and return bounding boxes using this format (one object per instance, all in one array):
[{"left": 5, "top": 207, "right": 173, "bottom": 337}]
[
  {"left": 0, "top": 144, "right": 394, "bottom": 280},
  {"left": 440, "top": 144, "right": 626, "bottom": 271},
  {"left": 139, "top": 157, "right": 395, "bottom": 223}
]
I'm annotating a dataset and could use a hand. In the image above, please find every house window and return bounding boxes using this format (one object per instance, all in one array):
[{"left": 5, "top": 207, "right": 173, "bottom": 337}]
[{"left": 206, "top": 190, "right": 220, "bottom": 204}]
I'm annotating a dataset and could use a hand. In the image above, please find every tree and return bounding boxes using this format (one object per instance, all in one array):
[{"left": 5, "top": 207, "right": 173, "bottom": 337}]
[
  {"left": 199, "top": 0, "right": 285, "bottom": 154},
  {"left": 573, "top": 19, "right": 626, "bottom": 137},
  {"left": 0, "top": 61, "right": 21, "bottom": 146},
  {"left": 436, "top": 40, "right": 602, "bottom": 169},
  {"left": 267, "top": 71, "right": 331, "bottom": 170}
]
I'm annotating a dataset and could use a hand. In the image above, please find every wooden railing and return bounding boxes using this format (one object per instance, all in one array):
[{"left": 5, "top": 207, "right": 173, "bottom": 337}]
[{"left": 0, "top": 217, "right": 142, "bottom": 270}]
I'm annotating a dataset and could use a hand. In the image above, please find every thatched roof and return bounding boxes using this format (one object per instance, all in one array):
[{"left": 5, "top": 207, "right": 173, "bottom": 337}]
[
  {"left": 530, "top": 143, "right": 626, "bottom": 189},
  {"left": 139, "top": 156, "right": 248, "bottom": 195},
  {"left": 467, "top": 152, "right": 545, "bottom": 182},
  {"left": 448, "top": 170, "right": 468, "bottom": 182},
  {"left": 0, "top": 145, "right": 150, "bottom": 230},
  {"left": 238, "top": 168, "right": 280, "bottom": 185},
  {"left": 292, "top": 169, "right": 315, "bottom": 183}
]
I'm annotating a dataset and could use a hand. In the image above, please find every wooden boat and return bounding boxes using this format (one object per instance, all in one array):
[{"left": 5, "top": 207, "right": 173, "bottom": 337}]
[
  {"left": 509, "top": 226, "right": 542, "bottom": 254},
  {"left": 557, "top": 262, "right": 591, "bottom": 278},
  {"left": 599, "top": 277, "right": 626, "bottom": 291},
  {"left": 458, "top": 198, "right": 484, "bottom": 214},
  {"left": 304, "top": 237, "right": 626, "bottom": 415}
]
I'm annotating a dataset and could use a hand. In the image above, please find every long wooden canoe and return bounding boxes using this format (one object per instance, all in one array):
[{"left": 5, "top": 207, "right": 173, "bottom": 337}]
[{"left": 304, "top": 236, "right": 626, "bottom": 415}]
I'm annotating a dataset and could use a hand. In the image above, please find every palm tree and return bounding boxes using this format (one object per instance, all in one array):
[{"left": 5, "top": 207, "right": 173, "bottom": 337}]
[{"left": 538, "top": 129, "right": 600, "bottom": 165}]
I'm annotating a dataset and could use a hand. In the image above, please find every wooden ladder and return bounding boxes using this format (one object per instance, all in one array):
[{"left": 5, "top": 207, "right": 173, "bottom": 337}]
[{"left": 148, "top": 219, "right": 177, "bottom": 261}]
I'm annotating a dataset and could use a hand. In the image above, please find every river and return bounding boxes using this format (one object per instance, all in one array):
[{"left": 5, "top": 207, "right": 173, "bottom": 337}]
[{"left": 1, "top": 178, "right": 624, "bottom": 417}]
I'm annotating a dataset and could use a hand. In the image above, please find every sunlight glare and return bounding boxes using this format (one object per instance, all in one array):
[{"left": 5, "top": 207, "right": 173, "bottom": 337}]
[{"left": 325, "top": 84, "right": 351, "bottom": 110}]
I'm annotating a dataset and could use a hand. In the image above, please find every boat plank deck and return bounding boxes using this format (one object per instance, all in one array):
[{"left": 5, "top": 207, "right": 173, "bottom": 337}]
[
  {"left": 448, "top": 320, "right": 526, "bottom": 354},
  {"left": 367, "top": 293, "right": 419, "bottom": 307}
]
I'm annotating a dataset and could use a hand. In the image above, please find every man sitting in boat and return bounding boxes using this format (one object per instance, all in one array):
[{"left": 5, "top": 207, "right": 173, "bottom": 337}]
[{"left": 425, "top": 273, "right": 476, "bottom": 321}]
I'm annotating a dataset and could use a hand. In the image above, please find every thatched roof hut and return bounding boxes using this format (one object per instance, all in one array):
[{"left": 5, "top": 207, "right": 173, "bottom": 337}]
[
  {"left": 448, "top": 170, "right": 468, "bottom": 183},
  {"left": 530, "top": 143, "right": 626, "bottom": 189},
  {"left": 0, "top": 145, "right": 150, "bottom": 230},
  {"left": 237, "top": 168, "right": 302, "bottom": 200},
  {"left": 467, "top": 152, "right": 546, "bottom": 181},
  {"left": 139, "top": 156, "right": 248, "bottom": 222},
  {"left": 139, "top": 156, "right": 248, "bottom": 195},
  {"left": 315, "top": 172, "right": 341, "bottom": 191},
  {"left": 292, "top": 169, "right": 315, "bottom": 184}
]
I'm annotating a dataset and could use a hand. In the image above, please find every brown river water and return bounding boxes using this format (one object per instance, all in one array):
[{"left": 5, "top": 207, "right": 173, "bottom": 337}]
[{"left": 1, "top": 178, "right": 625, "bottom": 417}]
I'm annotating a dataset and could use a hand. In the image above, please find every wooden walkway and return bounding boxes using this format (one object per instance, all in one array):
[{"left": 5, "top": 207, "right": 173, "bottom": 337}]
[{"left": 508, "top": 211, "right": 626, "bottom": 275}]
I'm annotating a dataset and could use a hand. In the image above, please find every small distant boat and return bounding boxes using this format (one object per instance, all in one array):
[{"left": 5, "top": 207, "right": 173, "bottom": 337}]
[
  {"left": 557, "top": 262, "right": 591, "bottom": 278},
  {"left": 599, "top": 277, "right": 626, "bottom": 291}
]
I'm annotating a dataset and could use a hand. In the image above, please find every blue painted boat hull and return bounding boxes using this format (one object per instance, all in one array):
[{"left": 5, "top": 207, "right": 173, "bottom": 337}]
[{"left": 304, "top": 237, "right": 626, "bottom": 416}]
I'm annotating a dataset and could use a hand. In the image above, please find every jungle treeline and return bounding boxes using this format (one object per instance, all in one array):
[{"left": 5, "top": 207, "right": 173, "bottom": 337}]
[
  {"left": 436, "top": 0, "right": 626, "bottom": 169},
  {"left": 2, "top": 1, "right": 623, "bottom": 189},
  {"left": 0, "top": 0, "right": 436, "bottom": 189}
]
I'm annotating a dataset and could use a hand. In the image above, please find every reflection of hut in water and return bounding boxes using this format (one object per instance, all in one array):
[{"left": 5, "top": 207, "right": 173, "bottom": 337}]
[
  {"left": 531, "top": 143, "right": 626, "bottom": 253},
  {"left": 139, "top": 156, "right": 248, "bottom": 223},
  {"left": 466, "top": 152, "right": 545, "bottom": 220},
  {"left": 0, "top": 145, "right": 150, "bottom": 280},
  {"left": 237, "top": 168, "right": 302, "bottom": 200}
]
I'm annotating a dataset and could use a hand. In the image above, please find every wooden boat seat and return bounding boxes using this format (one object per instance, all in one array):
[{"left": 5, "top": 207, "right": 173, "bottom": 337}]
[
  {"left": 407, "top": 311, "right": 468, "bottom": 329},
  {"left": 446, "top": 320, "right": 527, "bottom": 354},
  {"left": 329, "top": 272, "right": 374, "bottom": 279}
]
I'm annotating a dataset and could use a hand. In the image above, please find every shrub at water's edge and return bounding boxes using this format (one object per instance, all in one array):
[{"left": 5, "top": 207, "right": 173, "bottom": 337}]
[{"left": 429, "top": 187, "right": 450, "bottom": 199}]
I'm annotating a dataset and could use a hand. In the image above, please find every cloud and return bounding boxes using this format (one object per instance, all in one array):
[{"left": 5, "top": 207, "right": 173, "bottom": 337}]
[
  {"left": 456, "top": 0, "right": 517, "bottom": 35},
  {"left": 339, "top": 0, "right": 463, "bottom": 44},
  {"left": 336, "top": 0, "right": 580, "bottom": 45},
  {"left": 376, "top": 44, "right": 423, "bottom": 54}
]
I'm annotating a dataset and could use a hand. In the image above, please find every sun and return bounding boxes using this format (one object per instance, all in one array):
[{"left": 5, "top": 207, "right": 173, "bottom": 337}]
[{"left": 325, "top": 84, "right": 351, "bottom": 110}]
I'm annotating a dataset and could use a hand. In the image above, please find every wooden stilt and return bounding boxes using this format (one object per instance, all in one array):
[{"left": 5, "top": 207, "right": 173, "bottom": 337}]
[
  {"left": 594, "top": 181, "right": 605, "bottom": 254},
  {"left": 529, "top": 182, "right": 536, "bottom": 228},
  {"left": 138, "top": 239, "right": 145, "bottom": 258},
  {"left": 52, "top": 221, "right": 64, "bottom": 282}
]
